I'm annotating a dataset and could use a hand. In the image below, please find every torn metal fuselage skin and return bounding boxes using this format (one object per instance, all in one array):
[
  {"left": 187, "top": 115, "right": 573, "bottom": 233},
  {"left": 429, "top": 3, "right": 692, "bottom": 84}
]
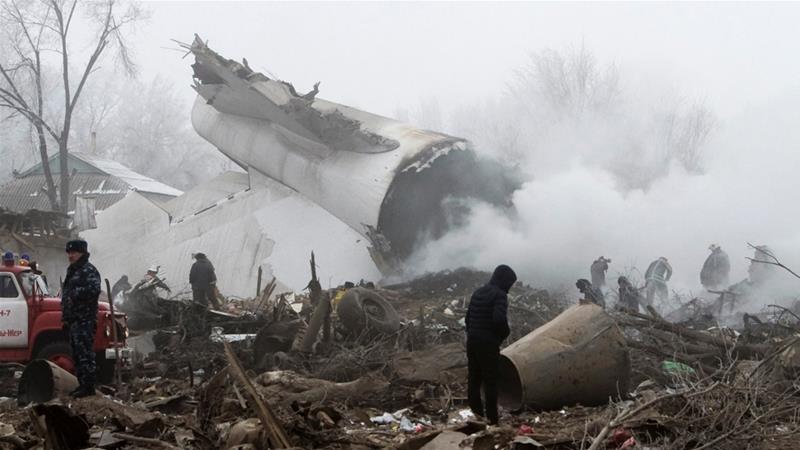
[{"left": 188, "top": 36, "right": 515, "bottom": 270}]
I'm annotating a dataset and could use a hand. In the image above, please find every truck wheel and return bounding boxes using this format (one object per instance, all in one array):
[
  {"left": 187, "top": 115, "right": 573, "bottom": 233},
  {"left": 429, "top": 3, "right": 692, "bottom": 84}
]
[
  {"left": 36, "top": 341, "right": 75, "bottom": 374},
  {"left": 337, "top": 288, "right": 401, "bottom": 334}
]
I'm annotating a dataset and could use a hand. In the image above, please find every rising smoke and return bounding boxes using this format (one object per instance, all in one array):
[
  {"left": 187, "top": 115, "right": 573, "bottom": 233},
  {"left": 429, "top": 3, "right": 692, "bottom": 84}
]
[{"left": 406, "top": 46, "right": 800, "bottom": 308}]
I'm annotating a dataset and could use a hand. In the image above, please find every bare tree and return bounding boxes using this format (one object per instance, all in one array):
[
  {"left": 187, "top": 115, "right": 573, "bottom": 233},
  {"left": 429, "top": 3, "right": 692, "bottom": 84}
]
[
  {"left": 95, "top": 76, "right": 230, "bottom": 190},
  {"left": 0, "top": 0, "right": 143, "bottom": 212},
  {"left": 655, "top": 99, "right": 715, "bottom": 174},
  {"left": 510, "top": 44, "right": 620, "bottom": 120},
  {"left": 0, "top": 1, "right": 58, "bottom": 208}
]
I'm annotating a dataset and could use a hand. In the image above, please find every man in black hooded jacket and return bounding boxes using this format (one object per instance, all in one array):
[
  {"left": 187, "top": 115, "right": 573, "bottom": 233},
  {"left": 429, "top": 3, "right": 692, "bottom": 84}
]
[{"left": 465, "top": 264, "right": 517, "bottom": 425}]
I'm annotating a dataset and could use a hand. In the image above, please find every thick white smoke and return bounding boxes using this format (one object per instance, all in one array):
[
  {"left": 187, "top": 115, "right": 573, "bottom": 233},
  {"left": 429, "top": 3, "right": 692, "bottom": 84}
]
[{"left": 408, "top": 69, "right": 800, "bottom": 307}]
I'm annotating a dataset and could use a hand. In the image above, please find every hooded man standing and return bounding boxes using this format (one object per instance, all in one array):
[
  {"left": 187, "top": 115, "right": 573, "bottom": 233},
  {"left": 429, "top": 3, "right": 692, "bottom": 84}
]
[
  {"left": 62, "top": 240, "right": 101, "bottom": 397},
  {"left": 465, "top": 265, "right": 517, "bottom": 425},
  {"left": 189, "top": 252, "right": 218, "bottom": 308}
]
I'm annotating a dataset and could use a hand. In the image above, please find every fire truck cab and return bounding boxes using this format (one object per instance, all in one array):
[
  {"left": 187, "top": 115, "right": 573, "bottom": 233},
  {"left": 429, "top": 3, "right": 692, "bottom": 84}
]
[{"left": 0, "top": 262, "right": 129, "bottom": 381}]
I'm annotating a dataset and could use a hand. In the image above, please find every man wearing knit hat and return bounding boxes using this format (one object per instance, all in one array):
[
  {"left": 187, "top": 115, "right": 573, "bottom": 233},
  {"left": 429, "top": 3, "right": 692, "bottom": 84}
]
[
  {"left": 1, "top": 251, "right": 14, "bottom": 266},
  {"left": 62, "top": 239, "right": 101, "bottom": 397}
]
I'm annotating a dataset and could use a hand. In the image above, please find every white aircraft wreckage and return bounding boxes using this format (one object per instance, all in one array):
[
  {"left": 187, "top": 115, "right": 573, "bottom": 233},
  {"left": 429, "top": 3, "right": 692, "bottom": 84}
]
[{"left": 84, "top": 36, "right": 517, "bottom": 296}]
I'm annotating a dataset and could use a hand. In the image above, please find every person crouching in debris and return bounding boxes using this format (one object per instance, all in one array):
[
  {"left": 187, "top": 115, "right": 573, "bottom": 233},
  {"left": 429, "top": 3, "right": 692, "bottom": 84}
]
[
  {"left": 645, "top": 256, "right": 672, "bottom": 306},
  {"left": 616, "top": 276, "right": 642, "bottom": 312},
  {"left": 576, "top": 278, "right": 605, "bottom": 307},
  {"left": 465, "top": 264, "right": 517, "bottom": 425},
  {"left": 190, "top": 252, "right": 218, "bottom": 308},
  {"left": 62, "top": 240, "right": 101, "bottom": 398},
  {"left": 701, "top": 244, "right": 730, "bottom": 291},
  {"left": 134, "top": 266, "right": 171, "bottom": 293}
]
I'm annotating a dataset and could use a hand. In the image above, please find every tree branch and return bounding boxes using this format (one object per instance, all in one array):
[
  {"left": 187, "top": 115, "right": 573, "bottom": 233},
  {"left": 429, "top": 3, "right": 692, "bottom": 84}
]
[
  {"left": 746, "top": 242, "right": 800, "bottom": 280},
  {"left": 68, "top": 1, "right": 115, "bottom": 111},
  {"left": 0, "top": 94, "right": 60, "bottom": 140}
]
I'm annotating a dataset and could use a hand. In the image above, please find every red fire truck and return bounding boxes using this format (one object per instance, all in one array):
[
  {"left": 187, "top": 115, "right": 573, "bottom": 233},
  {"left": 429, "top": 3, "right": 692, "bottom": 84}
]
[{"left": 0, "top": 261, "right": 129, "bottom": 381}]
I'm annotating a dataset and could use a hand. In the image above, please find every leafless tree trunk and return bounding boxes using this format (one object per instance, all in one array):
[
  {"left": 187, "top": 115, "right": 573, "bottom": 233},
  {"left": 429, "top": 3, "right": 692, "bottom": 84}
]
[
  {"left": 0, "top": 1, "right": 59, "bottom": 209},
  {"left": 0, "top": 0, "right": 142, "bottom": 213}
]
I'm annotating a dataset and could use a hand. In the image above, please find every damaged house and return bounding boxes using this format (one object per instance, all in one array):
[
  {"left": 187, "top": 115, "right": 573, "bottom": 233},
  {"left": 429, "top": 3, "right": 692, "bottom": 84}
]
[
  {"left": 83, "top": 36, "right": 517, "bottom": 296},
  {"left": 0, "top": 152, "right": 182, "bottom": 277}
]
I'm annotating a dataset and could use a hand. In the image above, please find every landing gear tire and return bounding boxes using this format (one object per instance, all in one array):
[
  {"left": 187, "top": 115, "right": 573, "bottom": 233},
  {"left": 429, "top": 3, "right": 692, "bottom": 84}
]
[{"left": 337, "top": 288, "right": 401, "bottom": 334}]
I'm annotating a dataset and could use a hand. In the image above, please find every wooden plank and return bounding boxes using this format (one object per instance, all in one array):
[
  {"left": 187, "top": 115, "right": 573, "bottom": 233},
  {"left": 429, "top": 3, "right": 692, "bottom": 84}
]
[{"left": 222, "top": 340, "right": 291, "bottom": 448}]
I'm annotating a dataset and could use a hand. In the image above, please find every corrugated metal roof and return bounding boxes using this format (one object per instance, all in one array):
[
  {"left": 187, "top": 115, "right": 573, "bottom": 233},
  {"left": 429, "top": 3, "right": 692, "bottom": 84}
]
[
  {"left": 1, "top": 152, "right": 183, "bottom": 214},
  {"left": 72, "top": 153, "right": 183, "bottom": 197},
  {"left": 0, "top": 173, "right": 129, "bottom": 213}
]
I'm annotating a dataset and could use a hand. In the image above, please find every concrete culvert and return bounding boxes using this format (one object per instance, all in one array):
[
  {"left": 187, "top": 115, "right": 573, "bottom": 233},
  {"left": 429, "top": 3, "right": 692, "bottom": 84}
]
[
  {"left": 337, "top": 288, "right": 401, "bottom": 334},
  {"left": 498, "top": 303, "right": 630, "bottom": 411},
  {"left": 18, "top": 359, "right": 79, "bottom": 405}
]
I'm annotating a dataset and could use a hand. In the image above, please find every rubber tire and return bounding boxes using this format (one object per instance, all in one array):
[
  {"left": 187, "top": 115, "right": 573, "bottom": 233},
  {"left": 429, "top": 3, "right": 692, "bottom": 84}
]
[
  {"left": 337, "top": 288, "right": 401, "bottom": 334},
  {"left": 36, "top": 341, "right": 74, "bottom": 372}
]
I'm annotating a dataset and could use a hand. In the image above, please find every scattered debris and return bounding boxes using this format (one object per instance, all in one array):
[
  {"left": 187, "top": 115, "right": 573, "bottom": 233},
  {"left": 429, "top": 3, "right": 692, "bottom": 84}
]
[{"left": 3, "top": 265, "right": 800, "bottom": 449}]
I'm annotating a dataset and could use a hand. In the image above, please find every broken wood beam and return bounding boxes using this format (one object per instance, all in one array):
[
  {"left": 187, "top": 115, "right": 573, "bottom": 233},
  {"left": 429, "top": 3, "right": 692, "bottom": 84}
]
[
  {"left": 112, "top": 433, "right": 180, "bottom": 450},
  {"left": 625, "top": 311, "right": 733, "bottom": 348},
  {"left": 256, "top": 266, "right": 263, "bottom": 298},
  {"left": 222, "top": 340, "right": 291, "bottom": 448},
  {"left": 300, "top": 291, "right": 330, "bottom": 353}
]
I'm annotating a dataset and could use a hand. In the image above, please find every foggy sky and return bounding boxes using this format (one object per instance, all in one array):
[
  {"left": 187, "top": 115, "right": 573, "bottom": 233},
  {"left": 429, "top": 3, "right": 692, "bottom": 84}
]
[
  {"left": 135, "top": 2, "right": 800, "bottom": 120},
  {"left": 129, "top": 2, "right": 800, "bottom": 299}
]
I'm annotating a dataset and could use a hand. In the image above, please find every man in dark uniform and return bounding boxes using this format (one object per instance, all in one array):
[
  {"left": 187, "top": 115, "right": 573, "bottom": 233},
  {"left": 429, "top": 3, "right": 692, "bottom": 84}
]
[
  {"left": 465, "top": 264, "right": 517, "bottom": 425},
  {"left": 700, "top": 244, "right": 730, "bottom": 291},
  {"left": 62, "top": 239, "right": 101, "bottom": 397},
  {"left": 189, "top": 252, "right": 219, "bottom": 308},
  {"left": 590, "top": 256, "right": 611, "bottom": 290}
]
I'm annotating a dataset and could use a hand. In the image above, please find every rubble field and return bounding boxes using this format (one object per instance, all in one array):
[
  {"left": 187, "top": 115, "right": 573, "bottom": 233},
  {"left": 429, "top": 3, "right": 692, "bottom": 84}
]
[{"left": 3, "top": 267, "right": 800, "bottom": 450}]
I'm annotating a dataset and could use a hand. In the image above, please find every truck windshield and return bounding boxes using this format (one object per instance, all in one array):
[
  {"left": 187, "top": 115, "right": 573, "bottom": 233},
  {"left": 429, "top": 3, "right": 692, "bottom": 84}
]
[{"left": 18, "top": 271, "right": 50, "bottom": 297}]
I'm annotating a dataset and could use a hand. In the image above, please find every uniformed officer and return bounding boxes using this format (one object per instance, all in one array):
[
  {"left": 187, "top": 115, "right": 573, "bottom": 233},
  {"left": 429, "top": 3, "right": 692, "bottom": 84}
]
[{"left": 62, "top": 239, "right": 101, "bottom": 397}]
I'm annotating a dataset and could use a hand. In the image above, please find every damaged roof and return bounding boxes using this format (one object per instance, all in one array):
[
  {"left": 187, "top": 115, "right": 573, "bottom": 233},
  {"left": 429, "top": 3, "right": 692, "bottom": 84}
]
[{"left": 0, "top": 152, "right": 182, "bottom": 214}]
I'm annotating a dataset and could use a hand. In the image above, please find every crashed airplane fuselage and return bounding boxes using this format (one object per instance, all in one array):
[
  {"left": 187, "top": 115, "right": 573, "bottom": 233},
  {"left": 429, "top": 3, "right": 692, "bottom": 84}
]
[
  {"left": 188, "top": 36, "right": 515, "bottom": 267},
  {"left": 84, "top": 37, "right": 516, "bottom": 298}
]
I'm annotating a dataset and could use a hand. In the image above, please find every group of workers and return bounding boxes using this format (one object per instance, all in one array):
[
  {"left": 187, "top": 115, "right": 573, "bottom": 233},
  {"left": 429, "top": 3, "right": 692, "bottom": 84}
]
[
  {"left": 577, "top": 245, "right": 735, "bottom": 312},
  {"left": 464, "top": 243, "right": 752, "bottom": 426}
]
